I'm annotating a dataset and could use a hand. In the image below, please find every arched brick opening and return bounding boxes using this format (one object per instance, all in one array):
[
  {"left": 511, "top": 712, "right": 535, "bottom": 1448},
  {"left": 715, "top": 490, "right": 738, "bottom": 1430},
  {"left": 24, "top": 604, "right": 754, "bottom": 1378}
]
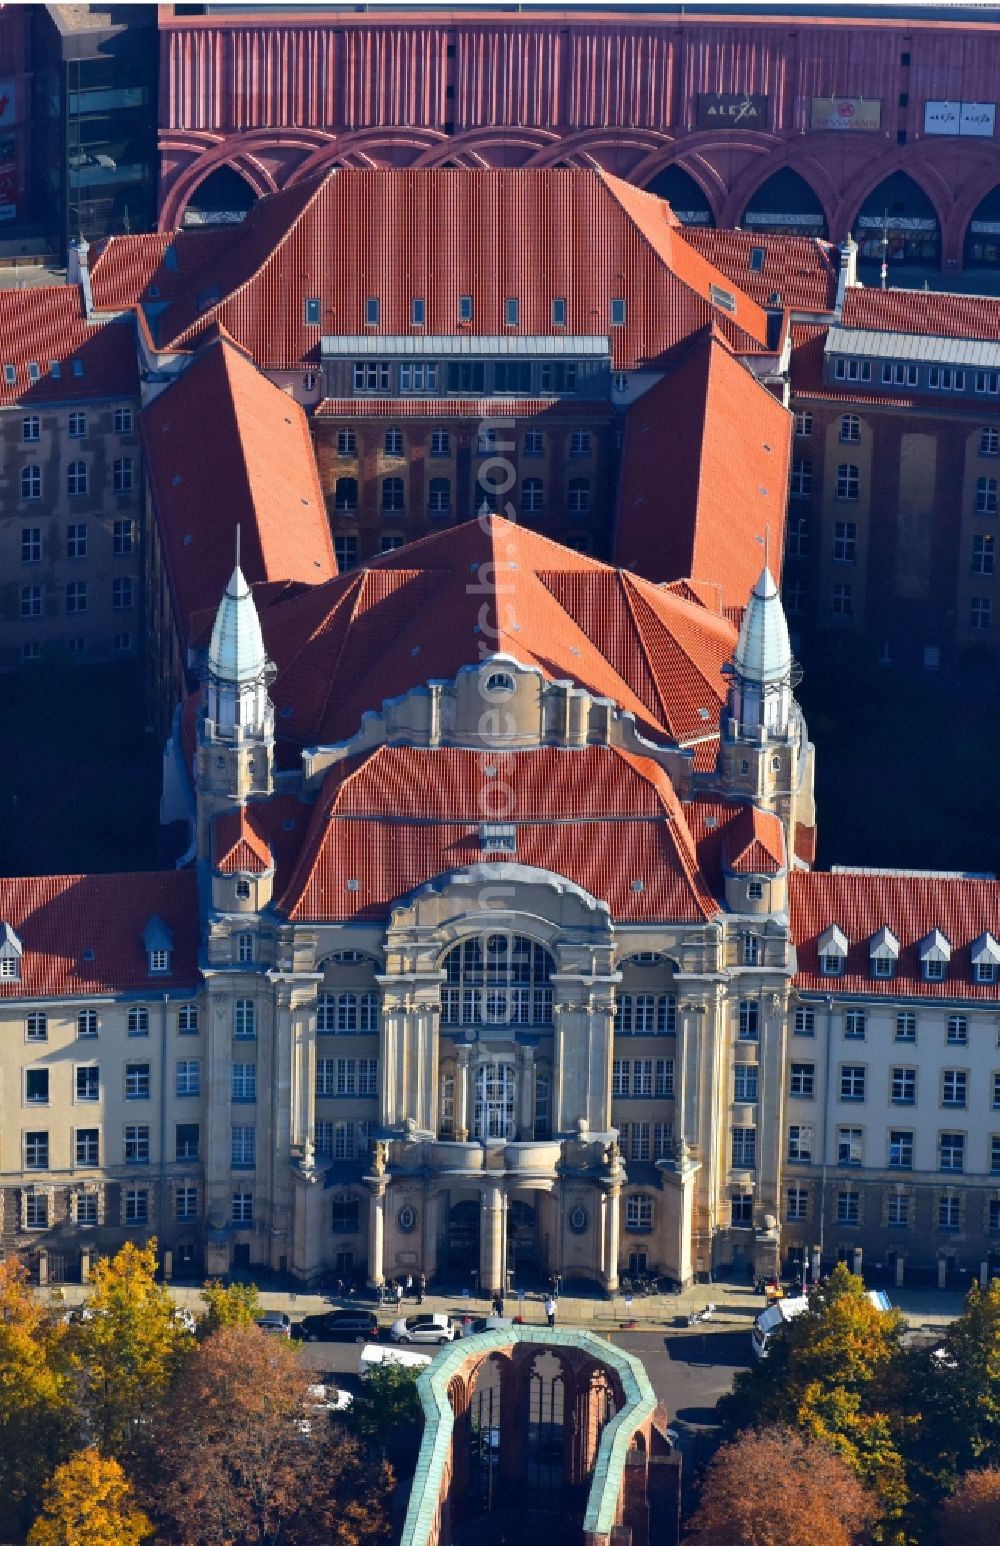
[
  {"left": 740, "top": 166, "right": 829, "bottom": 238},
  {"left": 642, "top": 163, "right": 716, "bottom": 226}
]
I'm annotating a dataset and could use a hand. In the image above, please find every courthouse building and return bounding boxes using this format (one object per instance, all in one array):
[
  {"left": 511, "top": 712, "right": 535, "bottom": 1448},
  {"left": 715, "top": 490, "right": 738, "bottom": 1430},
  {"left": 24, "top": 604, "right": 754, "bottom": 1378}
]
[{"left": 1, "top": 514, "right": 998, "bottom": 1292}]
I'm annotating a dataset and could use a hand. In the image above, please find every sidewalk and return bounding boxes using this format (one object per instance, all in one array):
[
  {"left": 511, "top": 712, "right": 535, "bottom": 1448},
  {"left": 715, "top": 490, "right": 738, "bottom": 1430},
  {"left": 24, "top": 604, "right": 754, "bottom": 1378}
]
[{"left": 41, "top": 1277, "right": 968, "bottom": 1335}]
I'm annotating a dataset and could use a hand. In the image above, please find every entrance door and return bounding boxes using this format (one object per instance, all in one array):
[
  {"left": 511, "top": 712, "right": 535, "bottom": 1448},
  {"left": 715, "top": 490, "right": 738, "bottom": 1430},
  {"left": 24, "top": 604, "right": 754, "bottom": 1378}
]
[{"left": 448, "top": 1199, "right": 481, "bottom": 1282}]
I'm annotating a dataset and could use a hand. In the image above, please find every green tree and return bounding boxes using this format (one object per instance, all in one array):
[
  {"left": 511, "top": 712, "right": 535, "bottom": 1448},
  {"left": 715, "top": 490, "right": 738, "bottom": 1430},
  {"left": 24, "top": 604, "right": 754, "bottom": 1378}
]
[
  {"left": 200, "top": 1279, "right": 261, "bottom": 1334},
  {"left": 937, "top": 1281, "right": 1000, "bottom": 1469},
  {"left": 684, "top": 1426, "right": 877, "bottom": 1546},
  {"left": 345, "top": 1362, "right": 423, "bottom": 1476},
  {"left": 0, "top": 1259, "right": 79, "bottom": 1536},
  {"left": 72, "top": 1241, "right": 193, "bottom": 1460},
  {"left": 27, "top": 1449, "right": 153, "bottom": 1546},
  {"left": 720, "top": 1265, "right": 911, "bottom": 1522}
]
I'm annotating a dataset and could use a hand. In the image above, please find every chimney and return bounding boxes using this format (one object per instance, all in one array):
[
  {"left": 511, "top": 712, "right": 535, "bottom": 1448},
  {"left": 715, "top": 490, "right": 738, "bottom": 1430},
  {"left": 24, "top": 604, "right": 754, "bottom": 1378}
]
[
  {"left": 834, "top": 237, "right": 858, "bottom": 316},
  {"left": 68, "top": 237, "right": 94, "bottom": 319}
]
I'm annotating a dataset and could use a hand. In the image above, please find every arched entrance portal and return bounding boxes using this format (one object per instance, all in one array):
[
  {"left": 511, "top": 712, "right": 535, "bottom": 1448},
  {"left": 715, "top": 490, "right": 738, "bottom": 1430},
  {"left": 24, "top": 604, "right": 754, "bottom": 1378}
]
[
  {"left": 964, "top": 185, "right": 1000, "bottom": 267},
  {"left": 644, "top": 163, "right": 714, "bottom": 225},
  {"left": 182, "top": 164, "right": 259, "bottom": 228},
  {"left": 855, "top": 171, "right": 940, "bottom": 268},
  {"left": 742, "top": 167, "right": 827, "bottom": 236},
  {"left": 447, "top": 1198, "right": 481, "bottom": 1280}
]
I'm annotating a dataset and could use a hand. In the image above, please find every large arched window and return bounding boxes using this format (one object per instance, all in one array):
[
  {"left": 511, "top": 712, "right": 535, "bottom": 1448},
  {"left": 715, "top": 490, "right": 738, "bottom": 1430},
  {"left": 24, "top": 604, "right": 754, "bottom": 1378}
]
[
  {"left": 474, "top": 1062, "right": 516, "bottom": 1140},
  {"left": 441, "top": 934, "right": 554, "bottom": 1027}
]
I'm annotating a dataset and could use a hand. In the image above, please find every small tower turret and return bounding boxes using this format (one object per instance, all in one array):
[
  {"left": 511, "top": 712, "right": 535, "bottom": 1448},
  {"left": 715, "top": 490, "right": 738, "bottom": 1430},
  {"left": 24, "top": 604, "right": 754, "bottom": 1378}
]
[
  {"left": 196, "top": 560, "right": 274, "bottom": 857},
  {"left": 717, "top": 565, "right": 815, "bottom": 849}
]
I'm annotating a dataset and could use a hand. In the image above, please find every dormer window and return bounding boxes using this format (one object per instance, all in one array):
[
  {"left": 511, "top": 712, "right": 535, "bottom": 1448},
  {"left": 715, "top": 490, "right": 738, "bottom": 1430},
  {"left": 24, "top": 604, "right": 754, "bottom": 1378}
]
[
  {"left": 235, "top": 879, "right": 251, "bottom": 901},
  {"left": 747, "top": 881, "right": 764, "bottom": 902},
  {"left": 869, "top": 925, "right": 899, "bottom": 980},
  {"left": 142, "top": 915, "right": 174, "bottom": 977},
  {"left": 818, "top": 923, "right": 848, "bottom": 978},
  {"left": 485, "top": 671, "right": 515, "bottom": 695},
  {"left": 971, "top": 931, "right": 1000, "bottom": 984},
  {"left": 0, "top": 922, "right": 23, "bottom": 980},
  {"left": 919, "top": 928, "right": 951, "bottom": 983},
  {"left": 481, "top": 823, "right": 516, "bottom": 855}
]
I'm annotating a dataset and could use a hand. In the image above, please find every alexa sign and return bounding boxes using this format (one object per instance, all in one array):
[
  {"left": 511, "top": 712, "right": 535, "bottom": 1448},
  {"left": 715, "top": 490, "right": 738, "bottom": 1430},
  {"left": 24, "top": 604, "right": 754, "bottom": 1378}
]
[
  {"left": 923, "top": 101, "right": 996, "bottom": 137},
  {"left": 811, "top": 97, "right": 882, "bottom": 132}
]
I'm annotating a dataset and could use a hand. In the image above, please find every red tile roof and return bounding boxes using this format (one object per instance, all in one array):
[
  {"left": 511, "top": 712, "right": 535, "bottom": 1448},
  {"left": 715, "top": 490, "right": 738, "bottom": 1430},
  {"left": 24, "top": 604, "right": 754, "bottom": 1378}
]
[
  {"left": 840, "top": 286, "right": 1000, "bottom": 340},
  {"left": 788, "top": 319, "right": 988, "bottom": 412},
  {"left": 614, "top": 328, "right": 789, "bottom": 602},
  {"left": 214, "top": 808, "right": 273, "bottom": 874},
  {"left": 0, "top": 286, "right": 138, "bottom": 407},
  {"left": 133, "top": 168, "right": 768, "bottom": 368},
  {"left": 276, "top": 744, "right": 719, "bottom": 923},
  {"left": 790, "top": 870, "right": 1000, "bottom": 1001},
  {"left": 724, "top": 805, "right": 786, "bottom": 874},
  {"left": 89, "top": 228, "right": 242, "bottom": 311},
  {"left": 251, "top": 515, "right": 738, "bottom": 757},
  {"left": 681, "top": 229, "right": 839, "bottom": 315},
  {"left": 140, "top": 331, "right": 336, "bottom": 646},
  {"left": 0, "top": 871, "right": 200, "bottom": 999}
]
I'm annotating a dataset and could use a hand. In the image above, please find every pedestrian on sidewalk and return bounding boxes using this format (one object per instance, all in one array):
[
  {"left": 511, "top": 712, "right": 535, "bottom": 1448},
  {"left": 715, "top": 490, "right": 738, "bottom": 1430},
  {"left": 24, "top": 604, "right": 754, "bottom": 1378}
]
[
  {"left": 395, "top": 1280, "right": 404, "bottom": 1311},
  {"left": 492, "top": 1291, "right": 504, "bottom": 1317},
  {"left": 545, "top": 1295, "right": 557, "bottom": 1329},
  {"left": 405, "top": 1272, "right": 413, "bottom": 1299},
  {"left": 417, "top": 1272, "right": 426, "bottom": 1305}
]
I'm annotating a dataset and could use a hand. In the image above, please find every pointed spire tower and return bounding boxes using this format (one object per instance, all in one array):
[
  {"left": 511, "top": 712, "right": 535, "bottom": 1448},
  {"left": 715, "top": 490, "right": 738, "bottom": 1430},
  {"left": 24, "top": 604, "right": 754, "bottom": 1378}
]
[
  {"left": 718, "top": 562, "right": 815, "bottom": 845},
  {"left": 196, "top": 539, "right": 275, "bottom": 858}
]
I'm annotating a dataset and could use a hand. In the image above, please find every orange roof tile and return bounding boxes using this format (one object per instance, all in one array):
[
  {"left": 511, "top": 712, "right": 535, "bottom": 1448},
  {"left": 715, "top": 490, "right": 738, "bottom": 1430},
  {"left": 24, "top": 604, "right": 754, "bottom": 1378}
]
[
  {"left": 214, "top": 808, "right": 273, "bottom": 874},
  {"left": 314, "top": 397, "right": 607, "bottom": 419},
  {"left": 614, "top": 328, "right": 789, "bottom": 602},
  {"left": 89, "top": 227, "right": 242, "bottom": 311},
  {"left": 140, "top": 331, "right": 336, "bottom": 645},
  {"left": 0, "top": 286, "right": 137, "bottom": 407},
  {"left": 724, "top": 805, "right": 786, "bottom": 874},
  {"left": 136, "top": 168, "right": 769, "bottom": 369},
  {"left": 682, "top": 229, "right": 839, "bottom": 315},
  {"left": 0, "top": 871, "right": 200, "bottom": 999},
  {"left": 251, "top": 515, "right": 738, "bottom": 757},
  {"left": 790, "top": 870, "right": 1000, "bottom": 1001},
  {"left": 276, "top": 745, "right": 719, "bottom": 923}
]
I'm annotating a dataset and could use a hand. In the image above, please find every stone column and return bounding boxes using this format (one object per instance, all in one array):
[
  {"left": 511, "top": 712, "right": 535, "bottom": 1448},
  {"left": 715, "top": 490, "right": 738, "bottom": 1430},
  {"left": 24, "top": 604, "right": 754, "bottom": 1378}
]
[
  {"left": 456, "top": 1044, "right": 471, "bottom": 1140},
  {"left": 519, "top": 1044, "right": 535, "bottom": 1136},
  {"left": 366, "top": 1173, "right": 388, "bottom": 1289},
  {"left": 600, "top": 1177, "right": 622, "bottom": 1295},
  {"left": 550, "top": 975, "right": 618, "bottom": 1133},
  {"left": 376, "top": 978, "right": 440, "bottom": 1133},
  {"left": 480, "top": 1181, "right": 506, "bottom": 1296}
]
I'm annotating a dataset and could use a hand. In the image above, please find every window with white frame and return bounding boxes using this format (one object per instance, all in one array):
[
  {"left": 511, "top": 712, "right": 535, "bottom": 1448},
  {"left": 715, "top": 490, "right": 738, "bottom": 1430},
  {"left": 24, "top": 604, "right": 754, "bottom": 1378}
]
[
  {"left": 833, "top": 521, "right": 857, "bottom": 562},
  {"left": 317, "top": 991, "right": 379, "bottom": 1033},
  {"left": 938, "top": 1194, "right": 960, "bottom": 1230},
  {"left": 523, "top": 430, "right": 543, "bottom": 457},
  {"left": 231, "top": 1125, "right": 256, "bottom": 1168},
  {"left": 125, "top": 1063, "right": 150, "bottom": 1100},
  {"left": 232, "top": 1063, "right": 257, "bottom": 1102},
  {"left": 971, "top": 597, "right": 992, "bottom": 630},
  {"left": 979, "top": 424, "right": 1000, "bottom": 454},
  {"left": 75, "top": 1065, "right": 99, "bottom": 1102},
  {"left": 839, "top": 414, "right": 860, "bottom": 443},
  {"left": 67, "top": 461, "right": 87, "bottom": 497},
  {"left": 353, "top": 363, "right": 390, "bottom": 393},
  {"left": 25, "top": 1192, "right": 49, "bottom": 1229},
  {"left": 234, "top": 999, "right": 255, "bottom": 1038},
  {"left": 334, "top": 1121, "right": 355, "bottom": 1160},
  {"left": 836, "top": 464, "right": 860, "bottom": 500},
  {"left": 840, "top": 1065, "right": 866, "bottom": 1101},
  {"left": 78, "top": 1009, "right": 98, "bottom": 1037},
  {"left": 113, "top": 457, "right": 133, "bottom": 493},
  {"left": 400, "top": 364, "right": 437, "bottom": 392},
  {"left": 942, "top": 1069, "right": 967, "bottom": 1107},
  {"left": 734, "top": 1064, "right": 758, "bottom": 1102},
  {"left": 570, "top": 430, "right": 591, "bottom": 457},
  {"left": 787, "top": 1124, "right": 812, "bottom": 1163},
  {"left": 22, "top": 414, "right": 40, "bottom": 442},
  {"left": 384, "top": 428, "right": 403, "bottom": 457},
  {"left": 887, "top": 1193, "right": 910, "bottom": 1228},
  {"left": 976, "top": 476, "right": 998, "bottom": 514},
  {"left": 790, "top": 1062, "right": 815, "bottom": 1097},
  {"left": 653, "top": 1122, "right": 673, "bottom": 1159},
  {"left": 624, "top": 1194, "right": 652, "bottom": 1231},
  {"left": 793, "top": 411, "right": 812, "bottom": 437},
  {"left": 26, "top": 1012, "right": 47, "bottom": 1041},
  {"left": 128, "top": 1006, "right": 149, "bottom": 1036},
  {"left": 20, "top": 583, "right": 42, "bottom": 618},
  {"left": 738, "top": 1000, "right": 759, "bottom": 1041},
  {"left": 21, "top": 464, "right": 41, "bottom": 500},
  {"left": 567, "top": 477, "right": 590, "bottom": 514},
  {"left": 891, "top": 1066, "right": 916, "bottom": 1104},
  {"left": 115, "top": 406, "right": 134, "bottom": 434},
  {"left": 474, "top": 1062, "right": 516, "bottom": 1140},
  {"left": 833, "top": 358, "right": 871, "bottom": 382},
  {"left": 113, "top": 578, "right": 134, "bottom": 611},
  {"left": 844, "top": 1009, "right": 866, "bottom": 1040},
  {"left": 236, "top": 932, "right": 254, "bottom": 964},
  {"left": 794, "top": 1006, "right": 815, "bottom": 1036},
  {"left": 337, "top": 429, "right": 357, "bottom": 457},
  {"left": 888, "top": 1130, "right": 913, "bottom": 1169},
  {"left": 790, "top": 460, "right": 812, "bottom": 500},
  {"left": 75, "top": 1127, "right": 99, "bottom": 1166},
  {"left": 630, "top": 1122, "right": 651, "bottom": 1160},
  {"left": 113, "top": 518, "right": 134, "bottom": 555},
  {"left": 837, "top": 1126, "right": 863, "bottom": 1166},
  {"left": 836, "top": 1189, "right": 860, "bottom": 1224},
  {"left": 929, "top": 367, "right": 965, "bottom": 392},
  {"left": 786, "top": 1186, "right": 808, "bottom": 1221},
  {"left": 991, "top": 1135, "right": 1000, "bottom": 1173},
  {"left": 882, "top": 362, "right": 918, "bottom": 387},
  {"left": 615, "top": 994, "right": 676, "bottom": 1034},
  {"left": 832, "top": 582, "right": 853, "bottom": 618},
  {"left": 124, "top": 1187, "right": 149, "bottom": 1225},
  {"left": 21, "top": 526, "right": 41, "bottom": 563},
  {"left": 441, "top": 936, "right": 554, "bottom": 1028},
  {"left": 175, "top": 1060, "right": 200, "bottom": 1097},
  {"left": 939, "top": 1132, "right": 965, "bottom": 1172},
  {"left": 124, "top": 1124, "right": 149, "bottom": 1164},
  {"left": 895, "top": 1012, "right": 916, "bottom": 1042},
  {"left": 232, "top": 1191, "right": 253, "bottom": 1224},
  {"left": 654, "top": 1058, "right": 674, "bottom": 1096},
  {"left": 174, "top": 1185, "right": 197, "bottom": 1221},
  {"left": 428, "top": 477, "right": 451, "bottom": 514},
  {"left": 731, "top": 1126, "right": 757, "bottom": 1169}
]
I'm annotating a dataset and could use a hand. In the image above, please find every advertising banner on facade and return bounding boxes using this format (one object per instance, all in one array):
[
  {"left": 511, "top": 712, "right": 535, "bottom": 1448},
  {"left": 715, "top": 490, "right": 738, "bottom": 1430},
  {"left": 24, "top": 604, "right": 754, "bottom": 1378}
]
[
  {"left": 0, "top": 81, "right": 15, "bottom": 128},
  {"left": 696, "top": 93, "right": 768, "bottom": 129},
  {"left": 923, "top": 101, "right": 995, "bottom": 137},
  {"left": 0, "top": 134, "right": 16, "bottom": 222},
  {"left": 811, "top": 97, "right": 882, "bottom": 131}
]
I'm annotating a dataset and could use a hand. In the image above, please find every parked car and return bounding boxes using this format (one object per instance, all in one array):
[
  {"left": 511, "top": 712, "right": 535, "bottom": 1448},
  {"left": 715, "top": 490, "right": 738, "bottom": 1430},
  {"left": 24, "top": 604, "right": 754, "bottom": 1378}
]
[
  {"left": 359, "top": 1343, "right": 433, "bottom": 1377},
  {"left": 466, "top": 1315, "right": 513, "bottom": 1336},
  {"left": 255, "top": 1311, "right": 292, "bottom": 1337},
  {"left": 295, "top": 1309, "right": 379, "bottom": 1344},
  {"left": 389, "top": 1313, "right": 455, "bottom": 1346}
]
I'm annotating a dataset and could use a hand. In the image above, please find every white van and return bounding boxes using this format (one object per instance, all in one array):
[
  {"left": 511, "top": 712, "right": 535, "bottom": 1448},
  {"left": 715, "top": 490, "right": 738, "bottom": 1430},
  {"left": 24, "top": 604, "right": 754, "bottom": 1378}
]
[
  {"left": 751, "top": 1287, "right": 892, "bottom": 1359},
  {"left": 358, "top": 1342, "right": 433, "bottom": 1377}
]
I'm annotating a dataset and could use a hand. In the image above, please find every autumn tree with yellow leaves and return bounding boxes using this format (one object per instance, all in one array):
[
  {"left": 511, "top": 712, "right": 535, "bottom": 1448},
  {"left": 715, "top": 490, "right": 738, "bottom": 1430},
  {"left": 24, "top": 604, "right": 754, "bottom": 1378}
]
[
  {"left": 27, "top": 1449, "right": 152, "bottom": 1546},
  {"left": 0, "top": 1258, "right": 78, "bottom": 1536}
]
